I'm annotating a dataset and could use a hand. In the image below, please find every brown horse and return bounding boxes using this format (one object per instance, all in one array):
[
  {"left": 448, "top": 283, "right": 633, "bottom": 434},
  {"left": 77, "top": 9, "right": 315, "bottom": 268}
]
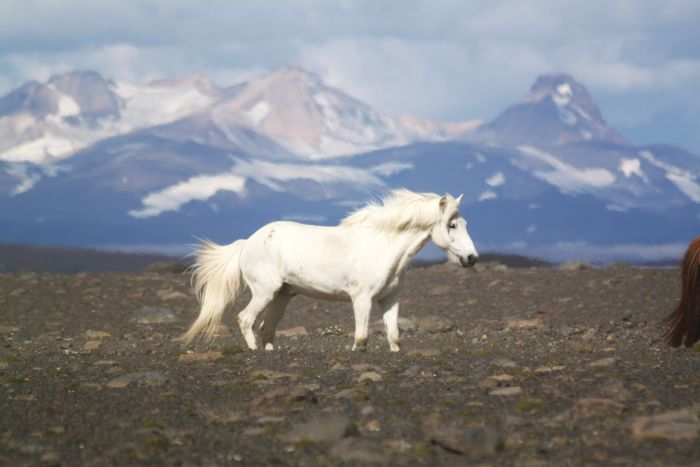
[{"left": 662, "top": 236, "right": 700, "bottom": 347}]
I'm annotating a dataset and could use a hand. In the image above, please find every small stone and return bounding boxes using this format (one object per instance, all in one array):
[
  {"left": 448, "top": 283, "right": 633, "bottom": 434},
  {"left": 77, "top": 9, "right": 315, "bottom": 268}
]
[
  {"left": 40, "top": 452, "right": 60, "bottom": 463},
  {"left": 574, "top": 398, "right": 626, "bottom": 417},
  {"left": 106, "top": 371, "right": 168, "bottom": 388},
  {"left": 360, "top": 405, "right": 375, "bottom": 417},
  {"left": 589, "top": 357, "right": 616, "bottom": 368},
  {"left": 276, "top": 326, "right": 308, "bottom": 337},
  {"left": 358, "top": 371, "right": 383, "bottom": 383},
  {"left": 214, "top": 324, "right": 231, "bottom": 336},
  {"left": 397, "top": 317, "right": 418, "bottom": 333},
  {"left": 560, "top": 261, "right": 588, "bottom": 271},
  {"left": 94, "top": 360, "right": 117, "bottom": 366},
  {"left": 505, "top": 318, "right": 543, "bottom": 330},
  {"left": 418, "top": 316, "right": 455, "bottom": 334},
  {"left": 9, "top": 288, "right": 27, "bottom": 296},
  {"left": 385, "top": 439, "right": 412, "bottom": 453},
  {"left": 329, "top": 362, "right": 347, "bottom": 372},
  {"left": 280, "top": 414, "right": 357, "bottom": 444},
  {"left": 365, "top": 419, "right": 381, "bottom": 432},
  {"left": 492, "top": 358, "right": 517, "bottom": 368},
  {"left": 132, "top": 306, "right": 178, "bottom": 324},
  {"left": 178, "top": 351, "right": 223, "bottom": 363},
  {"left": 83, "top": 340, "right": 102, "bottom": 351},
  {"left": 330, "top": 437, "right": 387, "bottom": 463},
  {"left": 0, "top": 325, "right": 19, "bottom": 335},
  {"left": 352, "top": 363, "right": 380, "bottom": 373},
  {"left": 491, "top": 374, "right": 514, "bottom": 382},
  {"left": 489, "top": 386, "right": 522, "bottom": 396},
  {"left": 478, "top": 377, "right": 500, "bottom": 390},
  {"left": 85, "top": 330, "right": 111, "bottom": 340},
  {"left": 333, "top": 389, "right": 359, "bottom": 400},
  {"left": 157, "top": 289, "right": 188, "bottom": 300},
  {"left": 406, "top": 348, "right": 440, "bottom": 358},
  {"left": 428, "top": 424, "right": 504, "bottom": 458},
  {"left": 428, "top": 285, "right": 451, "bottom": 295},
  {"left": 600, "top": 379, "right": 631, "bottom": 401},
  {"left": 250, "top": 385, "right": 316, "bottom": 413},
  {"left": 631, "top": 408, "right": 700, "bottom": 441},
  {"left": 534, "top": 366, "right": 565, "bottom": 374}
]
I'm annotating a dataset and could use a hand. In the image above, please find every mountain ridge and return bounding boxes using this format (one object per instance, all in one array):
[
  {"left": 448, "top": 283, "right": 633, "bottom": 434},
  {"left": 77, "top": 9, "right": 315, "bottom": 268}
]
[{"left": 0, "top": 67, "right": 698, "bottom": 261}]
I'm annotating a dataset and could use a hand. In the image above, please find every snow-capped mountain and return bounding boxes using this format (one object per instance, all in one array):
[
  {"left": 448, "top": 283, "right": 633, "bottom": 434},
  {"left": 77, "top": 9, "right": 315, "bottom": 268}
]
[
  {"left": 0, "top": 66, "right": 476, "bottom": 166},
  {"left": 208, "top": 65, "right": 477, "bottom": 158},
  {"left": 475, "top": 74, "right": 626, "bottom": 147},
  {"left": 0, "top": 71, "right": 223, "bottom": 164},
  {"left": 0, "top": 68, "right": 698, "bottom": 261}
]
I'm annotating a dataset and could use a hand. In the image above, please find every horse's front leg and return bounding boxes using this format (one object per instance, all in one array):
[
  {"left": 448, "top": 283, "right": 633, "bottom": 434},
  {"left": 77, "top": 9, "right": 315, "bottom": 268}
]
[
  {"left": 351, "top": 295, "right": 373, "bottom": 351},
  {"left": 379, "top": 292, "right": 401, "bottom": 352}
]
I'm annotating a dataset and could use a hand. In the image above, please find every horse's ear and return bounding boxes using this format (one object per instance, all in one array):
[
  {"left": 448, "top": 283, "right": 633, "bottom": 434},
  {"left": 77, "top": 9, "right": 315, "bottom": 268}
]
[
  {"left": 439, "top": 195, "right": 448, "bottom": 212},
  {"left": 456, "top": 194, "right": 463, "bottom": 205}
]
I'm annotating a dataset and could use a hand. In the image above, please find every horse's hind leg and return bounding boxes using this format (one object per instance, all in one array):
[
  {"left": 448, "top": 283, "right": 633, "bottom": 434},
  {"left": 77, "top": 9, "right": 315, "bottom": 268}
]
[
  {"left": 237, "top": 291, "right": 275, "bottom": 350},
  {"left": 259, "top": 290, "right": 292, "bottom": 351},
  {"left": 351, "top": 294, "right": 374, "bottom": 351}
]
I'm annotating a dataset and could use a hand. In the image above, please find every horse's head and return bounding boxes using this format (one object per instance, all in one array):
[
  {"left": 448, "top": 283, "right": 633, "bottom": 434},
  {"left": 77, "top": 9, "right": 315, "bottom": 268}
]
[{"left": 430, "top": 193, "right": 478, "bottom": 268}]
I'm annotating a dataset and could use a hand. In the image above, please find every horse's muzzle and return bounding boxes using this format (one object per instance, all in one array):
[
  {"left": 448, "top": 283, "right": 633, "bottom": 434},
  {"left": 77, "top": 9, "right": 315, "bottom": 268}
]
[{"left": 460, "top": 254, "right": 478, "bottom": 268}]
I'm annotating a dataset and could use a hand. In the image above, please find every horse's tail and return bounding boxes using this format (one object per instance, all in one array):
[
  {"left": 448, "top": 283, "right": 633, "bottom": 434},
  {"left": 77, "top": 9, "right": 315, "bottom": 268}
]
[
  {"left": 662, "top": 236, "right": 700, "bottom": 347},
  {"left": 180, "top": 239, "right": 247, "bottom": 344}
]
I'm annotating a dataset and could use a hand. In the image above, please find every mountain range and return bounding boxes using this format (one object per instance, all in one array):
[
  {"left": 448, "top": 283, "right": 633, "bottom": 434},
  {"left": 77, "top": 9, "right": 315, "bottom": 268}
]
[{"left": 0, "top": 66, "right": 698, "bottom": 262}]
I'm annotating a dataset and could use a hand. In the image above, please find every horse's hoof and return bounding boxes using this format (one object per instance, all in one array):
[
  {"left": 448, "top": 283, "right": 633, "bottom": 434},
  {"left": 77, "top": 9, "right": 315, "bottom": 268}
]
[
  {"left": 389, "top": 344, "right": 400, "bottom": 352},
  {"left": 264, "top": 343, "right": 274, "bottom": 351}
]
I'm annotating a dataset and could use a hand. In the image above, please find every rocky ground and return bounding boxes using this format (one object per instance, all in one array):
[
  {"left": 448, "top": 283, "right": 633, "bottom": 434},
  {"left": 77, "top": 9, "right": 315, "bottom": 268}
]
[{"left": 1, "top": 261, "right": 699, "bottom": 466}]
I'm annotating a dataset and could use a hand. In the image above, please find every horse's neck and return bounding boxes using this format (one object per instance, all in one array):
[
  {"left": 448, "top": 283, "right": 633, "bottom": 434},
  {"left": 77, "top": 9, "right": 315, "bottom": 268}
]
[{"left": 384, "top": 229, "right": 432, "bottom": 278}]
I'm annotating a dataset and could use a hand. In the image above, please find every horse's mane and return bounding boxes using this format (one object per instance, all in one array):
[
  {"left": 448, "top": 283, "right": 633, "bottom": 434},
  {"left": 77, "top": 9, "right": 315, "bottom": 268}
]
[
  {"left": 662, "top": 236, "right": 700, "bottom": 347},
  {"left": 340, "top": 189, "right": 445, "bottom": 234}
]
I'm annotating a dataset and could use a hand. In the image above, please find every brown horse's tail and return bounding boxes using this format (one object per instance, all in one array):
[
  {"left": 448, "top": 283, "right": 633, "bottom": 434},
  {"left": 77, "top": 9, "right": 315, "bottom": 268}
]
[{"left": 661, "top": 236, "right": 700, "bottom": 347}]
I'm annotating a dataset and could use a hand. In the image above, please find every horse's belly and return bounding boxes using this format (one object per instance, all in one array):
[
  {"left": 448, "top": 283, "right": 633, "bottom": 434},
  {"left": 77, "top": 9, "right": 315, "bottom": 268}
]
[{"left": 287, "top": 283, "right": 350, "bottom": 302}]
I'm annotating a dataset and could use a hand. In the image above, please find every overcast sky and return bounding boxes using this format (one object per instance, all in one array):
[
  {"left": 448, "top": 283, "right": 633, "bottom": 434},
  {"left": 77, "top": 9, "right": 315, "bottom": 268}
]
[{"left": 1, "top": 0, "right": 699, "bottom": 153}]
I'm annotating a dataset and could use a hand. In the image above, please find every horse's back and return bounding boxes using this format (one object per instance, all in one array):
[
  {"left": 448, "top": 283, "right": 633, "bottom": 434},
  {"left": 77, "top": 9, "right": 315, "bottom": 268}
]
[{"left": 241, "top": 220, "right": 360, "bottom": 298}]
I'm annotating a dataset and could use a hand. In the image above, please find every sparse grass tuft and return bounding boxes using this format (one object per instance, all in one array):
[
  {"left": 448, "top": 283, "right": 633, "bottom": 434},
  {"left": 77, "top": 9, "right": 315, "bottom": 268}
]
[{"left": 513, "top": 398, "right": 542, "bottom": 413}]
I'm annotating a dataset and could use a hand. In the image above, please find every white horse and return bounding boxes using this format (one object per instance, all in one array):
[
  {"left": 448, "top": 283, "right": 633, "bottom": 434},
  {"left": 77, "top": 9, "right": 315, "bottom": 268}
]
[{"left": 181, "top": 189, "right": 478, "bottom": 352}]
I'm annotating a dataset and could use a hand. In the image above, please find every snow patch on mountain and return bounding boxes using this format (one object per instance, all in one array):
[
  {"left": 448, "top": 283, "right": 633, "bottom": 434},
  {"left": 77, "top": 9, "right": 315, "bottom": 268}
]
[
  {"left": 52, "top": 91, "right": 81, "bottom": 118},
  {"left": 246, "top": 101, "right": 270, "bottom": 126},
  {"left": 618, "top": 158, "right": 649, "bottom": 182},
  {"left": 519, "top": 146, "right": 616, "bottom": 192},
  {"left": 1, "top": 130, "right": 79, "bottom": 164},
  {"left": 231, "top": 158, "right": 383, "bottom": 191},
  {"left": 129, "top": 158, "right": 385, "bottom": 218},
  {"left": 111, "top": 81, "right": 219, "bottom": 132},
  {"left": 639, "top": 150, "right": 700, "bottom": 203},
  {"left": 129, "top": 173, "right": 247, "bottom": 218}
]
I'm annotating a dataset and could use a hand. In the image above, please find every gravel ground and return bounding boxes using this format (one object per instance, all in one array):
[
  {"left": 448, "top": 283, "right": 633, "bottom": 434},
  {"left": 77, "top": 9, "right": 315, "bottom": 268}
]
[{"left": 1, "top": 261, "right": 699, "bottom": 466}]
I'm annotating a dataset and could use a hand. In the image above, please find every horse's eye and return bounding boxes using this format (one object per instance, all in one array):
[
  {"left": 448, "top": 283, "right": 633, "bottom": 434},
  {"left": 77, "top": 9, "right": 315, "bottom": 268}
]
[{"left": 448, "top": 222, "right": 456, "bottom": 229}]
